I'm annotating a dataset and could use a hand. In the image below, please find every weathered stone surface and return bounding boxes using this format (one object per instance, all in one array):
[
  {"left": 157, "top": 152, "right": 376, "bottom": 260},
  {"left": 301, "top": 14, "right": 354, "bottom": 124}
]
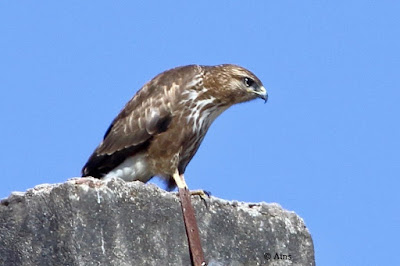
[{"left": 0, "top": 178, "right": 314, "bottom": 266}]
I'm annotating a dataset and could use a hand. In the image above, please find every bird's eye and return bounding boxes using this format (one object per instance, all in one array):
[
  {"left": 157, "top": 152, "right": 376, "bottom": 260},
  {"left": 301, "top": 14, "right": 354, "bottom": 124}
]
[{"left": 243, "top": 77, "right": 254, "bottom": 87}]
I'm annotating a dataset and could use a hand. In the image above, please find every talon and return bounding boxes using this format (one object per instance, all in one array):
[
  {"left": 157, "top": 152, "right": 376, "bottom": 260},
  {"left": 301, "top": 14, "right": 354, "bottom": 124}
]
[
  {"left": 203, "top": 190, "right": 211, "bottom": 197},
  {"left": 189, "top": 190, "right": 211, "bottom": 210},
  {"left": 190, "top": 189, "right": 210, "bottom": 199},
  {"left": 74, "top": 177, "right": 94, "bottom": 185}
]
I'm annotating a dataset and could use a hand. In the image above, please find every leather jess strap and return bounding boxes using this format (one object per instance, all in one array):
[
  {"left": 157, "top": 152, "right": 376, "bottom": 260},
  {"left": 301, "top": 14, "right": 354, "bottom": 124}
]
[{"left": 178, "top": 187, "right": 207, "bottom": 266}]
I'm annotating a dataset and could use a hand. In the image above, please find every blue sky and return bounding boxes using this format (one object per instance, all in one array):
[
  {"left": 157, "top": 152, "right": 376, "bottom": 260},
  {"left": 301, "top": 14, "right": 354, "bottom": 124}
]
[{"left": 1, "top": 1, "right": 399, "bottom": 265}]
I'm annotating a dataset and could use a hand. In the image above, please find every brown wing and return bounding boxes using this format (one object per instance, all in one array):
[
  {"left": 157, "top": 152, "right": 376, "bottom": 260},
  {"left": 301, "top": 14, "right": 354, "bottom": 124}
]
[
  {"left": 81, "top": 65, "right": 200, "bottom": 177},
  {"left": 97, "top": 85, "right": 173, "bottom": 156}
]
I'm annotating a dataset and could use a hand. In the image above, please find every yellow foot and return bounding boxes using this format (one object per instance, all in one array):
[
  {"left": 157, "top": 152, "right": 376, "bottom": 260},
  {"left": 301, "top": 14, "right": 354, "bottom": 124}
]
[
  {"left": 72, "top": 177, "right": 103, "bottom": 188},
  {"left": 174, "top": 189, "right": 211, "bottom": 198},
  {"left": 190, "top": 189, "right": 211, "bottom": 200},
  {"left": 73, "top": 177, "right": 95, "bottom": 185}
]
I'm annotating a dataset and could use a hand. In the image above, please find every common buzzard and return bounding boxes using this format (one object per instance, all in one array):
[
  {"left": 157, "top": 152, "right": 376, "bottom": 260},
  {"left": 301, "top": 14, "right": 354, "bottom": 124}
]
[{"left": 82, "top": 64, "right": 267, "bottom": 190}]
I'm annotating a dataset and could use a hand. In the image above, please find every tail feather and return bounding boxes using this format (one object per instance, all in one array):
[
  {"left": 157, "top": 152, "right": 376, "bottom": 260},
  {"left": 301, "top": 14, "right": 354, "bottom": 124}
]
[{"left": 81, "top": 147, "right": 136, "bottom": 178}]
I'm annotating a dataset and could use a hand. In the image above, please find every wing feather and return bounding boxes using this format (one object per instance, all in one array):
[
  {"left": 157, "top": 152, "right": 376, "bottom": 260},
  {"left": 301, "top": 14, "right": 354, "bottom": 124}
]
[{"left": 96, "top": 84, "right": 173, "bottom": 155}]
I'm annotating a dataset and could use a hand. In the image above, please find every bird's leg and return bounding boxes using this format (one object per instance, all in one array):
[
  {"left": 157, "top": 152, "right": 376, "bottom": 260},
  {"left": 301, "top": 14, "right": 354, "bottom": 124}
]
[
  {"left": 171, "top": 173, "right": 210, "bottom": 200},
  {"left": 173, "top": 171, "right": 206, "bottom": 266},
  {"left": 173, "top": 171, "right": 189, "bottom": 190}
]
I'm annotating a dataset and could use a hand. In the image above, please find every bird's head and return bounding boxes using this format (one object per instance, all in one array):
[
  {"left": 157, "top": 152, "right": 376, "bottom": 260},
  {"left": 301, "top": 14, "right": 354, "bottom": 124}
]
[{"left": 203, "top": 64, "right": 268, "bottom": 106}]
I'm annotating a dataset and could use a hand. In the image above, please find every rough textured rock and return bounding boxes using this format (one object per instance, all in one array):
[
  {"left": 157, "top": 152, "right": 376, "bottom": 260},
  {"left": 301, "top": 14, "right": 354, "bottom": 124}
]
[{"left": 0, "top": 178, "right": 315, "bottom": 266}]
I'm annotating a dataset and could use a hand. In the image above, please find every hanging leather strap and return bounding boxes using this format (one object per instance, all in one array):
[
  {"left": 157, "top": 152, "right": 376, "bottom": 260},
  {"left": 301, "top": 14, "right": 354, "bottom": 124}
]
[{"left": 178, "top": 187, "right": 207, "bottom": 266}]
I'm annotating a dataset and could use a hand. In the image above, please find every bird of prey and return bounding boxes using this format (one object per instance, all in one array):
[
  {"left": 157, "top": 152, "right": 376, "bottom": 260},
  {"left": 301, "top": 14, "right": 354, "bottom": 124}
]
[{"left": 82, "top": 64, "right": 267, "bottom": 191}]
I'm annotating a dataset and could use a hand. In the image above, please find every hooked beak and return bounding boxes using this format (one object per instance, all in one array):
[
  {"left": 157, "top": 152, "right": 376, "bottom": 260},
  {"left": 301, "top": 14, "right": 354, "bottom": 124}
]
[{"left": 255, "top": 86, "right": 268, "bottom": 103}]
